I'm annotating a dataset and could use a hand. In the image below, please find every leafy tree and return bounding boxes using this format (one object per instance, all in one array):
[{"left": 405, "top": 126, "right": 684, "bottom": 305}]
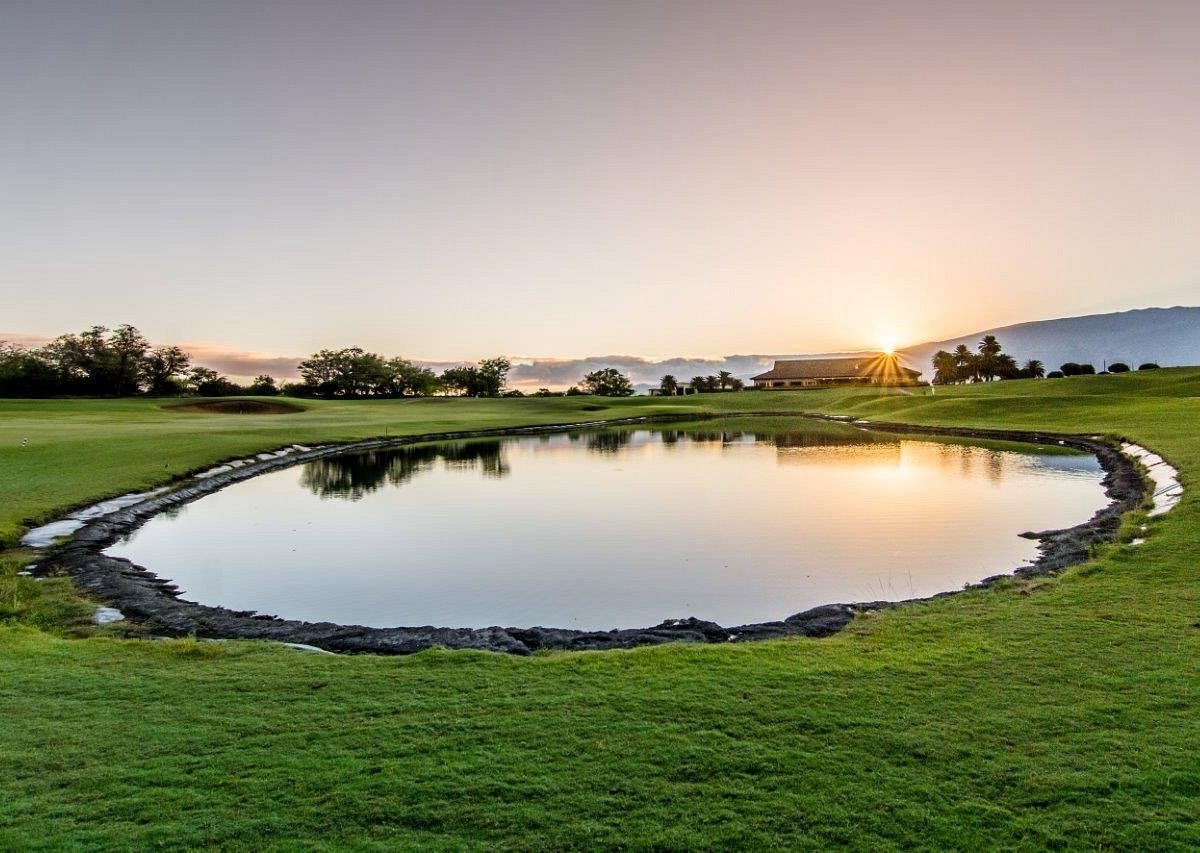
[
  {"left": 533, "top": 388, "right": 558, "bottom": 397},
  {"left": 44, "top": 324, "right": 150, "bottom": 396},
  {"left": 141, "top": 346, "right": 191, "bottom": 396},
  {"left": 440, "top": 357, "right": 511, "bottom": 397},
  {"left": 1046, "top": 370, "right": 1065, "bottom": 378},
  {"left": 580, "top": 367, "right": 634, "bottom": 396},
  {"left": 565, "top": 386, "right": 584, "bottom": 396},
  {"left": 439, "top": 366, "right": 475, "bottom": 396},
  {"left": 1, "top": 325, "right": 208, "bottom": 397},
  {"left": 1078, "top": 363, "right": 1096, "bottom": 375},
  {"left": 1138, "top": 363, "right": 1160, "bottom": 370},
  {"left": 247, "top": 375, "right": 279, "bottom": 396},
  {"left": 109, "top": 324, "right": 150, "bottom": 396},
  {"left": 382, "top": 358, "right": 439, "bottom": 397},
  {"left": 298, "top": 349, "right": 345, "bottom": 395},
  {"left": 1108, "top": 363, "right": 1130, "bottom": 373},
  {"left": 476, "top": 357, "right": 511, "bottom": 397},
  {"left": 729, "top": 377, "right": 745, "bottom": 391},
  {"left": 188, "top": 367, "right": 240, "bottom": 397},
  {"left": 42, "top": 326, "right": 106, "bottom": 393},
  {"left": 0, "top": 343, "right": 59, "bottom": 396},
  {"left": 1060, "top": 362, "right": 1082, "bottom": 376},
  {"left": 280, "top": 381, "right": 315, "bottom": 397},
  {"left": 298, "top": 347, "right": 392, "bottom": 398}
]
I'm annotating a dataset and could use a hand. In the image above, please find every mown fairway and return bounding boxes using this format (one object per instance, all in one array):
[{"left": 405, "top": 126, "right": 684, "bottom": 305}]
[{"left": 2, "top": 371, "right": 1198, "bottom": 848}]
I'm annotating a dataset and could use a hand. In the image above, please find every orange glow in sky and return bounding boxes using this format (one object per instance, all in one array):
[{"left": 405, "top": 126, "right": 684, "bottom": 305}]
[{"left": 2, "top": 2, "right": 1199, "bottom": 360}]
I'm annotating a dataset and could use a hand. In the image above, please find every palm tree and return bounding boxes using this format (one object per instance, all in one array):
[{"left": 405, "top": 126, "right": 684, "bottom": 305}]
[
  {"left": 659, "top": 374, "right": 679, "bottom": 395},
  {"left": 976, "top": 335, "right": 1003, "bottom": 381},
  {"left": 717, "top": 370, "right": 733, "bottom": 391},
  {"left": 978, "top": 334, "right": 1002, "bottom": 358},
  {"left": 994, "top": 353, "right": 1019, "bottom": 379},
  {"left": 953, "top": 344, "right": 975, "bottom": 383},
  {"left": 932, "top": 350, "right": 958, "bottom": 385},
  {"left": 1023, "top": 359, "right": 1045, "bottom": 379}
]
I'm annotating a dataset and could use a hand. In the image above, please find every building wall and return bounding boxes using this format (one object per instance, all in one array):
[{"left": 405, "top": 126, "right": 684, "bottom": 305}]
[{"left": 753, "top": 376, "right": 920, "bottom": 389}]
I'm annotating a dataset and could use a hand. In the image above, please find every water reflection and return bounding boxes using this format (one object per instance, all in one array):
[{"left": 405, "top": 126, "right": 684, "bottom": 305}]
[
  {"left": 303, "top": 425, "right": 882, "bottom": 500},
  {"left": 301, "top": 424, "right": 1075, "bottom": 500},
  {"left": 108, "top": 419, "right": 1107, "bottom": 631},
  {"left": 302, "top": 440, "right": 509, "bottom": 500},
  {"left": 583, "top": 430, "right": 633, "bottom": 455}
]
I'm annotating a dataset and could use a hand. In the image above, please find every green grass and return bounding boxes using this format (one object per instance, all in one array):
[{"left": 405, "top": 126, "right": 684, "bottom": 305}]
[{"left": 2, "top": 372, "right": 1199, "bottom": 848}]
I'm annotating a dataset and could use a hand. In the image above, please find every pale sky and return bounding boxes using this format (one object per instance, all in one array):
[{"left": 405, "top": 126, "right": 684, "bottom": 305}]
[{"left": 2, "top": 0, "right": 1198, "bottom": 361}]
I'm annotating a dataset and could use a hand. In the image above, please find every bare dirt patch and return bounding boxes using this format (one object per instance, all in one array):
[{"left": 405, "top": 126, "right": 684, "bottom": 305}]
[{"left": 167, "top": 400, "right": 305, "bottom": 415}]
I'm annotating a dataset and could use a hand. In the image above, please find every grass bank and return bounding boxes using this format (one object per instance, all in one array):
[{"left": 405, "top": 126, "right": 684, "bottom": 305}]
[{"left": 2, "top": 371, "right": 1199, "bottom": 847}]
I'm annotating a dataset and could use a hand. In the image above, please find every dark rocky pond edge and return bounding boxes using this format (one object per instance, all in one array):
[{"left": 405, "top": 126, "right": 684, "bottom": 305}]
[{"left": 38, "top": 415, "right": 1149, "bottom": 655}]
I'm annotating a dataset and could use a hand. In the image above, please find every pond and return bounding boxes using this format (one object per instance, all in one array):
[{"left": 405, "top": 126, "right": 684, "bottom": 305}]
[{"left": 105, "top": 419, "right": 1107, "bottom": 632}]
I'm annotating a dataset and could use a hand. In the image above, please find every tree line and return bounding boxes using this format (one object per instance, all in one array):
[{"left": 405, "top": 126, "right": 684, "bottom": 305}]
[
  {"left": 0, "top": 325, "right": 639, "bottom": 399},
  {"left": 1051, "top": 361, "right": 1159, "bottom": 377},
  {"left": 0, "top": 325, "right": 483, "bottom": 399},
  {"left": 1, "top": 325, "right": 207, "bottom": 397},
  {"left": 931, "top": 336, "right": 1041, "bottom": 384},
  {"left": 658, "top": 371, "right": 744, "bottom": 394},
  {"left": 932, "top": 335, "right": 1161, "bottom": 384}
]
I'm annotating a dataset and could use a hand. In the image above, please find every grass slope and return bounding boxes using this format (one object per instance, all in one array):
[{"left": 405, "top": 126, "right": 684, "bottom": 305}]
[{"left": 2, "top": 372, "right": 1199, "bottom": 848}]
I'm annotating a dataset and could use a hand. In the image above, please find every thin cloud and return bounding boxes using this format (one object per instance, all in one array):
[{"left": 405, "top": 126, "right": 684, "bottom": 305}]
[
  {"left": 0, "top": 332, "right": 50, "bottom": 349},
  {"left": 178, "top": 342, "right": 303, "bottom": 380}
]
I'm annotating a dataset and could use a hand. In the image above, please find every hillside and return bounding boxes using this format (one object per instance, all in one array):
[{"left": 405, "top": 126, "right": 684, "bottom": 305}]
[
  {"left": 513, "top": 306, "right": 1199, "bottom": 390},
  {"left": 899, "top": 306, "right": 1200, "bottom": 376}
]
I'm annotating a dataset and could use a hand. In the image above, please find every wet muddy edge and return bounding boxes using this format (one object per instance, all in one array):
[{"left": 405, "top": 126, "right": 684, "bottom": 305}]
[{"left": 36, "top": 414, "right": 1149, "bottom": 655}]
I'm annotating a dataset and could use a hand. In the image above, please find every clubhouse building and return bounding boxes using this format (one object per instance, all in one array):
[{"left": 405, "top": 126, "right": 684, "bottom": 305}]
[{"left": 751, "top": 356, "right": 921, "bottom": 389}]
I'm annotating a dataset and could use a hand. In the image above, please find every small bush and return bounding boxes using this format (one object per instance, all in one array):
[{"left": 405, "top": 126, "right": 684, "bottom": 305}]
[
  {"left": 1046, "top": 370, "right": 1065, "bottom": 378},
  {"left": 1108, "top": 363, "right": 1130, "bottom": 373},
  {"left": 1139, "top": 362, "right": 1160, "bottom": 370}
]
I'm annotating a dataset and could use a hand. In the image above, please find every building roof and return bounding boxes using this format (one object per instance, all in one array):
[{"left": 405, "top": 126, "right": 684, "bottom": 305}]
[{"left": 751, "top": 356, "right": 921, "bottom": 381}]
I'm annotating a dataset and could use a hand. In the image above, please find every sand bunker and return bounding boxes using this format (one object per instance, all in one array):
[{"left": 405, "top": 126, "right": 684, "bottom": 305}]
[{"left": 168, "top": 400, "right": 305, "bottom": 415}]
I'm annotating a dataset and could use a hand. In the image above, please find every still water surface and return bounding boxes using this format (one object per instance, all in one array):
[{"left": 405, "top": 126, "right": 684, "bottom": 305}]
[{"left": 107, "top": 421, "right": 1106, "bottom": 631}]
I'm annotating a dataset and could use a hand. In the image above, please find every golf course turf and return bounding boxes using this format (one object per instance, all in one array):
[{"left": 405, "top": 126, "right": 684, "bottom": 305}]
[{"left": 2, "top": 369, "right": 1198, "bottom": 848}]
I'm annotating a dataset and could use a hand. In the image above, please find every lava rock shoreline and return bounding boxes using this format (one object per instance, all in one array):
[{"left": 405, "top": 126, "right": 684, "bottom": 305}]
[{"left": 39, "top": 417, "right": 1149, "bottom": 655}]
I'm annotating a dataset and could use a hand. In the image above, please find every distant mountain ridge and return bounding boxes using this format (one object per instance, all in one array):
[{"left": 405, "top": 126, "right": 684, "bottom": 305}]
[
  {"left": 509, "top": 307, "right": 1199, "bottom": 389},
  {"left": 898, "top": 306, "right": 1200, "bottom": 377}
]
